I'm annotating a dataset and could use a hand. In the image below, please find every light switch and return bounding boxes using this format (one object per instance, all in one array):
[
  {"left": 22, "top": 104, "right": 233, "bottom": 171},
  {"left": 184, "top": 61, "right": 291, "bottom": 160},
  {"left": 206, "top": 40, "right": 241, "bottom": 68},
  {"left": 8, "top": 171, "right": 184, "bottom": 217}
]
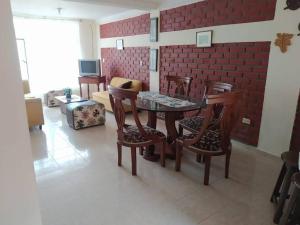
[{"left": 242, "top": 118, "right": 251, "bottom": 125}]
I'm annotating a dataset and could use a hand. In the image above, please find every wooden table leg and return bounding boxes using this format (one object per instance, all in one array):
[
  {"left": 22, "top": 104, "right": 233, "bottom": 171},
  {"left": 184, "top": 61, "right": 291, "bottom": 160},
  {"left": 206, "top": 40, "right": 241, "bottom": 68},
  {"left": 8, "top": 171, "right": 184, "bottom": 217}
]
[
  {"left": 143, "top": 111, "right": 160, "bottom": 162},
  {"left": 87, "top": 84, "right": 90, "bottom": 99},
  {"left": 147, "top": 111, "right": 157, "bottom": 129},
  {"left": 79, "top": 83, "right": 82, "bottom": 98},
  {"left": 164, "top": 111, "right": 181, "bottom": 159}
]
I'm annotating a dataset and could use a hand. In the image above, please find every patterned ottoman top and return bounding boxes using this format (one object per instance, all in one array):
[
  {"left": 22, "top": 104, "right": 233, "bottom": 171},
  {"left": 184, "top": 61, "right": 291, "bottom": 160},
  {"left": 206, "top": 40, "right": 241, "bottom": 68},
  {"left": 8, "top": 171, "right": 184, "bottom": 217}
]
[
  {"left": 66, "top": 100, "right": 105, "bottom": 130},
  {"left": 67, "top": 100, "right": 104, "bottom": 111}
]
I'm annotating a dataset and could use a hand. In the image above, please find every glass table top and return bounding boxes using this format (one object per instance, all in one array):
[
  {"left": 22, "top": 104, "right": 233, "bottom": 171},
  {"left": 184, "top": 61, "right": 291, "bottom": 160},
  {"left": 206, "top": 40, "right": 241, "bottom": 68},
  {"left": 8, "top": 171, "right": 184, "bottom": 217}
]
[{"left": 136, "top": 92, "right": 205, "bottom": 112}]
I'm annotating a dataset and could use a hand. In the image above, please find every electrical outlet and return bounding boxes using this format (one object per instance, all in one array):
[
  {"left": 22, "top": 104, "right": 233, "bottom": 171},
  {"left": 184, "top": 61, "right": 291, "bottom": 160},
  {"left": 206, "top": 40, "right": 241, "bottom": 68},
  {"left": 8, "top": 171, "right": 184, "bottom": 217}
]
[
  {"left": 102, "top": 58, "right": 105, "bottom": 63},
  {"left": 140, "top": 60, "right": 143, "bottom": 66},
  {"left": 242, "top": 118, "right": 251, "bottom": 125}
]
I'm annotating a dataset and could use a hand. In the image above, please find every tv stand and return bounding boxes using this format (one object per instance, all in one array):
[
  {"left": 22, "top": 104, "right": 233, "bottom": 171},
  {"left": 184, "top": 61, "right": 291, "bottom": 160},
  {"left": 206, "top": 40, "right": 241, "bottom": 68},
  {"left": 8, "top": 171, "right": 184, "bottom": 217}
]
[{"left": 78, "top": 76, "right": 106, "bottom": 99}]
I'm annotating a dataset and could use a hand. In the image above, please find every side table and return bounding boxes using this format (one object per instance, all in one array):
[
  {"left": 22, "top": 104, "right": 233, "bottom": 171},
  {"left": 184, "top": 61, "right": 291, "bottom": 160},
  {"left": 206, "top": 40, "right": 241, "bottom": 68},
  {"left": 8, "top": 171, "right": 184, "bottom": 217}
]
[
  {"left": 78, "top": 76, "right": 106, "bottom": 99},
  {"left": 54, "top": 95, "right": 85, "bottom": 114}
]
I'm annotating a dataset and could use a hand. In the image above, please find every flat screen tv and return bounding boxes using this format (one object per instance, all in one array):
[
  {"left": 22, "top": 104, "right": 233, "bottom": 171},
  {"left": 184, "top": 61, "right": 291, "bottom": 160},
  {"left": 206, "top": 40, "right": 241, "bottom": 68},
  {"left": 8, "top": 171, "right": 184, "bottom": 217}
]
[{"left": 78, "top": 59, "right": 100, "bottom": 76}]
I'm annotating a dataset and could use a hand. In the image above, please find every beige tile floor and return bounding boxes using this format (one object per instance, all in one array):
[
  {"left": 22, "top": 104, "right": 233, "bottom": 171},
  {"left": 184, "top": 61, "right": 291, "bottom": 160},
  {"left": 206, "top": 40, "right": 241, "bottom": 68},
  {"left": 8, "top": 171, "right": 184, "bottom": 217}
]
[{"left": 30, "top": 107, "right": 281, "bottom": 225}]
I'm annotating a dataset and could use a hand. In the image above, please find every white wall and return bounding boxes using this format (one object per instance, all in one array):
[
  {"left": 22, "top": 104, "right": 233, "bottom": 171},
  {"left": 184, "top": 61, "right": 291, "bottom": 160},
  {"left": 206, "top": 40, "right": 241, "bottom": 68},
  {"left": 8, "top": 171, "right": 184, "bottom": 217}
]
[
  {"left": 79, "top": 20, "right": 103, "bottom": 98},
  {"left": 98, "top": 0, "right": 300, "bottom": 156},
  {"left": 79, "top": 20, "right": 99, "bottom": 59},
  {"left": 0, "top": 1, "right": 42, "bottom": 225}
]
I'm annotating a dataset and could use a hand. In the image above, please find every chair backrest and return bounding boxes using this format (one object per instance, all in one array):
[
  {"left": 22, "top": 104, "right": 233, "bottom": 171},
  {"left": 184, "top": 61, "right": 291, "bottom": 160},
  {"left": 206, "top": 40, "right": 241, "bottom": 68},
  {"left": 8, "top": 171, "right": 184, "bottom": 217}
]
[
  {"left": 184, "top": 91, "right": 240, "bottom": 152},
  {"left": 203, "top": 81, "right": 234, "bottom": 118},
  {"left": 166, "top": 76, "right": 193, "bottom": 97},
  {"left": 108, "top": 86, "right": 158, "bottom": 142},
  {"left": 204, "top": 81, "right": 233, "bottom": 97}
]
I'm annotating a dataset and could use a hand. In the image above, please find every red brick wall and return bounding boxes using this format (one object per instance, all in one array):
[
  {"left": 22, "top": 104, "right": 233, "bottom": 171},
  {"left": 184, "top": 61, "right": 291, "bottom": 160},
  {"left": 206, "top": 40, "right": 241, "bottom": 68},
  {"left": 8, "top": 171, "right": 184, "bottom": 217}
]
[
  {"left": 160, "top": 42, "right": 271, "bottom": 146},
  {"left": 160, "top": 0, "right": 276, "bottom": 32},
  {"left": 101, "top": 47, "right": 150, "bottom": 90},
  {"left": 290, "top": 93, "right": 300, "bottom": 152},
  {"left": 100, "top": 14, "right": 150, "bottom": 38}
]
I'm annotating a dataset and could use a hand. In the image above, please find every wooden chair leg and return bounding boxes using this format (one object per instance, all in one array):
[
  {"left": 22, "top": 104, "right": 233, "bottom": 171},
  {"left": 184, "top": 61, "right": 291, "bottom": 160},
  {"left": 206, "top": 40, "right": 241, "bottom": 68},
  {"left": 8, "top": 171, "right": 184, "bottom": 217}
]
[
  {"left": 279, "top": 184, "right": 300, "bottom": 225},
  {"left": 273, "top": 166, "right": 296, "bottom": 224},
  {"left": 196, "top": 154, "right": 202, "bottom": 163},
  {"left": 139, "top": 147, "right": 144, "bottom": 156},
  {"left": 204, "top": 156, "right": 211, "bottom": 185},
  {"left": 131, "top": 147, "right": 137, "bottom": 176},
  {"left": 178, "top": 125, "right": 183, "bottom": 136},
  {"left": 271, "top": 163, "right": 287, "bottom": 203},
  {"left": 225, "top": 150, "right": 231, "bottom": 179},
  {"left": 117, "top": 143, "right": 122, "bottom": 167},
  {"left": 175, "top": 142, "right": 182, "bottom": 171},
  {"left": 160, "top": 140, "right": 166, "bottom": 167}
]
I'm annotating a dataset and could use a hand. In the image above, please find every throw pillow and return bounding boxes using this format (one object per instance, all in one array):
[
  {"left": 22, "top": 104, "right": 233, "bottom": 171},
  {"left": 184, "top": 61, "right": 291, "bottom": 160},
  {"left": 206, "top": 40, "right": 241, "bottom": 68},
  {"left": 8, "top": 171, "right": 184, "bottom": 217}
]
[{"left": 119, "top": 81, "right": 132, "bottom": 89}]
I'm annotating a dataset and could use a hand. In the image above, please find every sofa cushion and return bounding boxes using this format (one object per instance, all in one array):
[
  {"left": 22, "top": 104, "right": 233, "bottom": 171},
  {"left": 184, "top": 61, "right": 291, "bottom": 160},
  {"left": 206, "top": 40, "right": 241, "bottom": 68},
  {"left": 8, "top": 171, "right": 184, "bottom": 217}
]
[
  {"left": 92, "top": 77, "right": 142, "bottom": 112},
  {"left": 93, "top": 91, "right": 109, "bottom": 100},
  {"left": 92, "top": 91, "right": 132, "bottom": 112},
  {"left": 110, "top": 77, "right": 142, "bottom": 92}
]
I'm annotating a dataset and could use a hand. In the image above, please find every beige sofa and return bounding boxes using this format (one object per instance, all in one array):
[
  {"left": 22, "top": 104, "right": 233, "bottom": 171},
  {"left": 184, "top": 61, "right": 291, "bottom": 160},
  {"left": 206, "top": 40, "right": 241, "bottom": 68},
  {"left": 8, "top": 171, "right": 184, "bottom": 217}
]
[
  {"left": 23, "top": 80, "right": 44, "bottom": 129},
  {"left": 92, "top": 77, "right": 142, "bottom": 112}
]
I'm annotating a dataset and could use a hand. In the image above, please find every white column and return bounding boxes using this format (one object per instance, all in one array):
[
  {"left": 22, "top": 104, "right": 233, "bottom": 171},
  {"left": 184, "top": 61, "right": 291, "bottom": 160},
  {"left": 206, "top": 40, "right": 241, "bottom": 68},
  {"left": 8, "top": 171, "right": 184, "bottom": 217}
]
[
  {"left": 149, "top": 9, "right": 160, "bottom": 92},
  {"left": 0, "top": 1, "right": 42, "bottom": 225},
  {"left": 258, "top": 0, "right": 300, "bottom": 156}
]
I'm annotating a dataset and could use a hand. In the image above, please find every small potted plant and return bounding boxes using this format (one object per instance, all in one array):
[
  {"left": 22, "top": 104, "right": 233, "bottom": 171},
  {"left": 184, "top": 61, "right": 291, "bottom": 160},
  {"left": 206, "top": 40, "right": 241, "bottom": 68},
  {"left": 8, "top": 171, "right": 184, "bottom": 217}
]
[{"left": 64, "top": 88, "right": 72, "bottom": 99}]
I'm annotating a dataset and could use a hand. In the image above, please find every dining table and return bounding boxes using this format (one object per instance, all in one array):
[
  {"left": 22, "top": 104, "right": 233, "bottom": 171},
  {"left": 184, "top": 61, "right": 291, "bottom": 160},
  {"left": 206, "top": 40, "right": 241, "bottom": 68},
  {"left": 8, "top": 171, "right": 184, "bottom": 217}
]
[{"left": 136, "top": 91, "right": 205, "bottom": 161}]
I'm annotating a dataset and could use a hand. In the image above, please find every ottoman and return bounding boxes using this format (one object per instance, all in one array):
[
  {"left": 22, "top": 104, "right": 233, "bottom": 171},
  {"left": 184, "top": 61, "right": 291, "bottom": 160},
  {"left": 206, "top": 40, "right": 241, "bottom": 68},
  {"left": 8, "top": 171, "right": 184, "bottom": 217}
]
[
  {"left": 66, "top": 100, "right": 105, "bottom": 130},
  {"left": 44, "top": 90, "right": 64, "bottom": 107}
]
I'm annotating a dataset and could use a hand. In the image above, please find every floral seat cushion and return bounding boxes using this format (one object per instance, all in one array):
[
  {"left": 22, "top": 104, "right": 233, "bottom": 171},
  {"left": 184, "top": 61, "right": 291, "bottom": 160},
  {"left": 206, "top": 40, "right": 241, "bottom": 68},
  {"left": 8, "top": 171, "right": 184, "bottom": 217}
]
[
  {"left": 179, "top": 116, "right": 204, "bottom": 132},
  {"left": 179, "top": 129, "right": 221, "bottom": 151},
  {"left": 123, "top": 125, "right": 166, "bottom": 144}
]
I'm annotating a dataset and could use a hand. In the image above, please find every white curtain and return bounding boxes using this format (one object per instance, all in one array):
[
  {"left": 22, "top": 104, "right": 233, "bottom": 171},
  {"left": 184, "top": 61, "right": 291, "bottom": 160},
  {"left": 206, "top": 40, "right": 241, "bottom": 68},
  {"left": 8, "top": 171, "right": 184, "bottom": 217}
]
[{"left": 14, "top": 17, "right": 81, "bottom": 94}]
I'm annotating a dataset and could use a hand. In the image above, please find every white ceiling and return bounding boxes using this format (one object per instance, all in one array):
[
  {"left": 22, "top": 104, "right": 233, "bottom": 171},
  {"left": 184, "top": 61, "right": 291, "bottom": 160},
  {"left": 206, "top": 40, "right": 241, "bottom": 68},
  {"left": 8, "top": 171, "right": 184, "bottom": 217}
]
[{"left": 10, "top": 0, "right": 200, "bottom": 21}]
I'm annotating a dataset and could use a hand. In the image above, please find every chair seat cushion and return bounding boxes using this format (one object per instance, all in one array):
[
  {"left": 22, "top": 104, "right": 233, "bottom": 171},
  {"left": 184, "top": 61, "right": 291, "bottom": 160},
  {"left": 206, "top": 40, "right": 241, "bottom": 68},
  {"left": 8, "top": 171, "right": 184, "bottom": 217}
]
[
  {"left": 179, "top": 116, "right": 204, "bottom": 132},
  {"left": 180, "top": 129, "right": 221, "bottom": 151},
  {"left": 123, "top": 125, "right": 165, "bottom": 144}
]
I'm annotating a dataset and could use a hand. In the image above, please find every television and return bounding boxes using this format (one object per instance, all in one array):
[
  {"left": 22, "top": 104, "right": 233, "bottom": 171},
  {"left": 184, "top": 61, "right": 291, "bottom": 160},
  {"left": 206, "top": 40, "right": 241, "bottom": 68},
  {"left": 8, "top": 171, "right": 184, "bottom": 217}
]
[{"left": 78, "top": 59, "right": 100, "bottom": 76}]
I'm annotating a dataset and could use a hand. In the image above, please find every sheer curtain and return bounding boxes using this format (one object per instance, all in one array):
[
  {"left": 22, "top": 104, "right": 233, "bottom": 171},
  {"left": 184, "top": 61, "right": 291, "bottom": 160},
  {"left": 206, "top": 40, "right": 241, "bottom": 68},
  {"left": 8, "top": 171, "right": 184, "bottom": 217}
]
[{"left": 14, "top": 17, "right": 81, "bottom": 94}]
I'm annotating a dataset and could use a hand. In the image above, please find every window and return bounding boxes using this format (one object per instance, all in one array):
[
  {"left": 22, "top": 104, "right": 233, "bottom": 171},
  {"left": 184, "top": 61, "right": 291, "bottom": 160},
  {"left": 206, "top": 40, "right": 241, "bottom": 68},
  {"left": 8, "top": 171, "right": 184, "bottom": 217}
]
[
  {"left": 16, "top": 39, "right": 29, "bottom": 80},
  {"left": 14, "top": 17, "right": 82, "bottom": 94}
]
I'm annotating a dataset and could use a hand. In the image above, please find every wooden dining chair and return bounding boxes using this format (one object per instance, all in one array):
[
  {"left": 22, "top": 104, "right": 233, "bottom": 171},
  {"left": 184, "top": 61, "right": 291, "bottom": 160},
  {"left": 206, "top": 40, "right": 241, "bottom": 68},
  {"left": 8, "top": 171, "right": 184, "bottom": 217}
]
[
  {"left": 178, "top": 81, "right": 233, "bottom": 135},
  {"left": 279, "top": 173, "right": 300, "bottom": 225},
  {"left": 157, "top": 75, "right": 193, "bottom": 121},
  {"left": 166, "top": 75, "right": 193, "bottom": 97},
  {"left": 175, "top": 92, "right": 240, "bottom": 185},
  {"left": 108, "top": 86, "right": 167, "bottom": 175}
]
